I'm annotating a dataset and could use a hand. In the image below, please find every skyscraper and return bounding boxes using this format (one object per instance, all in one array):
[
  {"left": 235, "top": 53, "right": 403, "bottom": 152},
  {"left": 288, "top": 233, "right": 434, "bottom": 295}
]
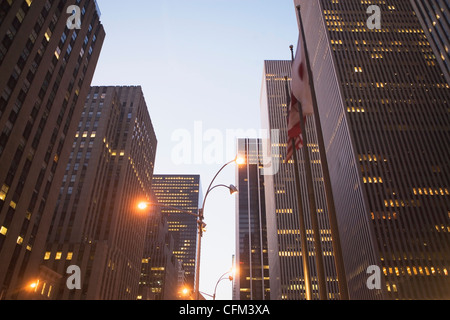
[
  {"left": 292, "top": 0, "right": 450, "bottom": 299},
  {"left": 234, "top": 138, "right": 270, "bottom": 300},
  {"left": 40, "top": 86, "right": 157, "bottom": 300},
  {"left": 139, "top": 190, "right": 183, "bottom": 300},
  {"left": 261, "top": 61, "right": 341, "bottom": 300},
  {"left": 151, "top": 175, "right": 202, "bottom": 290},
  {"left": 411, "top": 0, "right": 450, "bottom": 84},
  {"left": 0, "top": 0, "right": 105, "bottom": 299}
]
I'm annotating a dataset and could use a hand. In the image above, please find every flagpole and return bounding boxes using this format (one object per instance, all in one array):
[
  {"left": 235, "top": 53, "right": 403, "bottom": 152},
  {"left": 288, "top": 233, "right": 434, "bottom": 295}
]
[
  {"left": 295, "top": 4, "right": 349, "bottom": 300},
  {"left": 288, "top": 53, "right": 328, "bottom": 301},
  {"left": 285, "top": 77, "right": 312, "bottom": 301}
]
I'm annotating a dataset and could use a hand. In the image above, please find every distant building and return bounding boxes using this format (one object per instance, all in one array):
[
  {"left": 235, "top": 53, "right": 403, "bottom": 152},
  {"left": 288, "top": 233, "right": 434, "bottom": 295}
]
[
  {"left": 139, "top": 191, "right": 184, "bottom": 300},
  {"left": 0, "top": 0, "right": 105, "bottom": 299},
  {"left": 151, "top": 175, "right": 202, "bottom": 290},
  {"left": 234, "top": 138, "right": 270, "bottom": 300}
]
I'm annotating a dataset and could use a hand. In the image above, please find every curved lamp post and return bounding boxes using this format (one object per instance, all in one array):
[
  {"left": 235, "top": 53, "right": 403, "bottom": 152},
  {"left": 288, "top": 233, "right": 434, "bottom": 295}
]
[
  {"left": 213, "top": 269, "right": 235, "bottom": 300},
  {"left": 138, "top": 156, "right": 244, "bottom": 300},
  {"left": 194, "top": 156, "right": 243, "bottom": 300}
]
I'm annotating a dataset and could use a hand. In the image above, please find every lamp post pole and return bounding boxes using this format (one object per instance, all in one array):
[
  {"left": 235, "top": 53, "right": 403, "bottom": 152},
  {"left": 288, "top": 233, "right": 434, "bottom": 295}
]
[
  {"left": 140, "top": 157, "right": 243, "bottom": 301},
  {"left": 195, "top": 207, "right": 205, "bottom": 300},
  {"left": 195, "top": 158, "right": 240, "bottom": 300},
  {"left": 213, "top": 270, "right": 234, "bottom": 300}
]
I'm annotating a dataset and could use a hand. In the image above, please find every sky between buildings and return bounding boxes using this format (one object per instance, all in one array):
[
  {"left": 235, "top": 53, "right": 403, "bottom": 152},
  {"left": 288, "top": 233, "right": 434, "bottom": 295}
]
[{"left": 92, "top": 0, "right": 299, "bottom": 300}]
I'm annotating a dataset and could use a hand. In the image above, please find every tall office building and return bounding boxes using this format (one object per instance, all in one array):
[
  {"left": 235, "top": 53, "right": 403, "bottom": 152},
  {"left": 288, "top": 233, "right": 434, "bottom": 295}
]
[
  {"left": 39, "top": 86, "right": 157, "bottom": 300},
  {"left": 291, "top": 0, "right": 450, "bottom": 299},
  {"left": 152, "top": 175, "right": 202, "bottom": 289},
  {"left": 411, "top": 0, "right": 450, "bottom": 84},
  {"left": 139, "top": 191, "right": 183, "bottom": 300},
  {"left": 234, "top": 138, "right": 270, "bottom": 300},
  {"left": 261, "top": 61, "right": 340, "bottom": 300},
  {"left": 0, "top": 0, "right": 105, "bottom": 299}
]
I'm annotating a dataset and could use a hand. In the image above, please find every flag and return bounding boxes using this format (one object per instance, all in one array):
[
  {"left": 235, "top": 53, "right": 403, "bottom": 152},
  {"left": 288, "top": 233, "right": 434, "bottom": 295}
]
[
  {"left": 286, "top": 33, "right": 314, "bottom": 161},
  {"left": 286, "top": 93, "right": 305, "bottom": 161},
  {"left": 291, "top": 33, "right": 314, "bottom": 116}
]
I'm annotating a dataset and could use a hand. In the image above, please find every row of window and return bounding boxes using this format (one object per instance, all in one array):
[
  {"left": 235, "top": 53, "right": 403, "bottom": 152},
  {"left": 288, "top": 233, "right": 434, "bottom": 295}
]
[{"left": 44, "top": 251, "right": 73, "bottom": 260}]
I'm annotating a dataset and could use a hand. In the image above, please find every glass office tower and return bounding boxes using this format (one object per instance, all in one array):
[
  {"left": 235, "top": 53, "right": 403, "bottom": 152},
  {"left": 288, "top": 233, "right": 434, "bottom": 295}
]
[
  {"left": 235, "top": 138, "right": 270, "bottom": 300},
  {"left": 411, "top": 0, "right": 449, "bottom": 84},
  {"left": 151, "top": 175, "right": 202, "bottom": 289},
  {"left": 292, "top": 0, "right": 449, "bottom": 299},
  {"left": 261, "top": 61, "right": 341, "bottom": 300}
]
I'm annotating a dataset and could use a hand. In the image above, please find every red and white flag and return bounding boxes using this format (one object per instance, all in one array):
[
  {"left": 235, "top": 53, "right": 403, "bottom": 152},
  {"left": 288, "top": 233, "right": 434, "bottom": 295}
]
[
  {"left": 286, "top": 33, "right": 314, "bottom": 161},
  {"left": 291, "top": 33, "right": 314, "bottom": 116},
  {"left": 286, "top": 93, "right": 304, "bottom": 161}
]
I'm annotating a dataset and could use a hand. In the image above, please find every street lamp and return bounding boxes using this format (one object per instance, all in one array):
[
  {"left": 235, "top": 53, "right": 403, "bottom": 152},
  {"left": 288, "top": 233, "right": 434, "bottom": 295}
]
[
  {"left": 213, "top": 268, "right": 236, "bottom": 300},
  {"left": 194, "top": 157, "right": 244, "bottom": 300},
  {"left": 235, "top": 156, "right": 245, "bottom": 166},
  {"left": 179, "top": 286, "right": 194, "bottom": 300},
  {"left": 138, "top": 202, "right": 149, "bottom": 210},
  {"left": 201, "top": 158, "right": 243, "bottom": 211},
  {"left": 29, "top": 281, "right": 38, "bottom": 290}
]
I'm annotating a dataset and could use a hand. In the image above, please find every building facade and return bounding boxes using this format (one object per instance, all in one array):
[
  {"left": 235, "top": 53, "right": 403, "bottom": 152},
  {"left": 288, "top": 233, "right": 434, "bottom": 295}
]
[
  {"left": 40, "top": 86, "right": 157, "bottom": 300},
  {"left": 293, "top": 0, "right": 450, "bottom": 299},
  {"left": 411, "top": 0, "right": 450, "bottom": 84},
  {"left": 151, "top": 175, "right": 202, "bottom": 290},
  {"left": 234, "top": 138, "right": 270, "bottom": 300},
  {"left": 261, "top": 61, "right": 341, "bottom": 300},
  {"left": 0, "top": 0, "right": 105, "bottom": 299},
  {"left": 139, "top": 191, "right": 183, "bottom": 300}
]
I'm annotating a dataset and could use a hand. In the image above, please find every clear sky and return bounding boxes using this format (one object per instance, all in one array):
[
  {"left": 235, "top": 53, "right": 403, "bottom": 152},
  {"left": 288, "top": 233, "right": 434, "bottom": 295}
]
[{"left": 92, "top": 0, "right": 299, "bottom": 300}]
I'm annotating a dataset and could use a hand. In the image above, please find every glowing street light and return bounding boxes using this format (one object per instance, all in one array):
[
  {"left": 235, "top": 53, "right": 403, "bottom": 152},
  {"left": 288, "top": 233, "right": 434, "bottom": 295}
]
[
  {"left": 137, "top": 202, "right": 148, "bottom": 210},
  {"left": 28, "top": 280, "right": 39, "bottom": 294},
  {"left": 235, "top": 156, "right": 245, "bottom": 166}
]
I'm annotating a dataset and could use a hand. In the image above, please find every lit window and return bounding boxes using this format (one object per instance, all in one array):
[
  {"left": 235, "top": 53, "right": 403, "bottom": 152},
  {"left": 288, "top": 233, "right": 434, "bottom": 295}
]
[
  {"left": 47, "top": 285, "right": 52, "bottom": 298},
  {"left": 44, "top": 28, "right": 51, "bottom": 42},
  {"left": 0, "top": 184, "right": 9, "bottom": 201},
  {"left": 17, "top": 236, "right": 24, "bottom": 245},
  {"left": 0, "top": 226, "right": 8, "bottom": 236},
  {"left": 44, "top": 252, "right": 51, "bottom": 260},
  {"left": 54, "top": 47, "right": 61, "bottom": 59},
  {"left": 41, "top": 282, "right": 46, "bottom": 295},
  {"left": 55, "top": 252, "right": 62, "bottom": 260}
]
